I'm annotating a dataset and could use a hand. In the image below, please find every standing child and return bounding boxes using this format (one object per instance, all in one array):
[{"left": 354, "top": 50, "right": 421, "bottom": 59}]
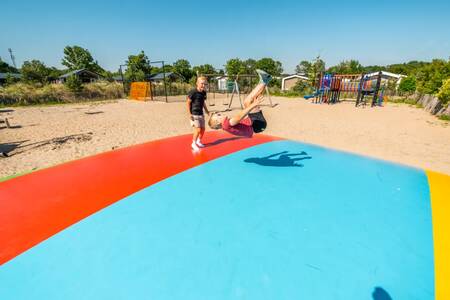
[{"left": 187, "top": 76, "right": 210, "bottom": 151}]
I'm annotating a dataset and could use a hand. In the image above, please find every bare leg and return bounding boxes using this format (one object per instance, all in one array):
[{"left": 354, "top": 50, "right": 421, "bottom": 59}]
[
  {"left": 243, "top": 83, "right": 266, "bottom": 110},
  {"left": 193, "top": 127, "right": 201, "bottom": 142}
]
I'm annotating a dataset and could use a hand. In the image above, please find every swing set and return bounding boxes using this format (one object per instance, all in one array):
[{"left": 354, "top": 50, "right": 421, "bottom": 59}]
[{"left": 198, "top": 73, "right": 276, "bottom": 111}]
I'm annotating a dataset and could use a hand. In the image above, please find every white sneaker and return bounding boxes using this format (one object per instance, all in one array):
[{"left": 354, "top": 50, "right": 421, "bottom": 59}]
[
  {"left": 196, "top": 139, "right": 205, "bottom": 148},
  {"left": 256, "top": 69, "right": 272, "bottom": 85},
  {"left": 191, "top": 141, "right": 200, "bottom": 151}
]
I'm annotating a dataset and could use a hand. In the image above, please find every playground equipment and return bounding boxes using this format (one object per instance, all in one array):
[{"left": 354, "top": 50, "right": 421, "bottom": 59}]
[
  {"left": 0, "top": 132, "right": 448, "bottom": 299},
  {"left": 306, "top": 71, "right": 384, "bottom": 107},
  {"left": 119, "top": 60, "right": 169, "bottom": 103},
  {"left": 226, "top": 76, "right": 276, "bottom": 109}
]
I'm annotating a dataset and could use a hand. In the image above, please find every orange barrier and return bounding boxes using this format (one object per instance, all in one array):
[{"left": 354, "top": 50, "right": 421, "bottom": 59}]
[{"left": 129, "top": 82, "right": 152, "bottom": 101}]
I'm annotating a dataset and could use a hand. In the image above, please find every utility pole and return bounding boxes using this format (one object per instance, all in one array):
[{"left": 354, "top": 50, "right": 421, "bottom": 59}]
[{"left": 8, "top": 48, "right": 17, "bottom": 69}]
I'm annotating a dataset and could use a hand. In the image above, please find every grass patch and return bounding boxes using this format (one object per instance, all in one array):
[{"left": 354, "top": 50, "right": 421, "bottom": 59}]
[
  {"left": 405, "top": 98, "right": 418, "bottom": 105},
  {"left": 271, "top": 90, "right": 307, "bottom": 98},
  {"left": 0, "top": 81, "right": 124, "bottom": 106},
  {"left": 388, "top": 97, "right": 418, "bottom": 105},
  {"left": 438, "top": 114, "right": 450, "bottom": 121},
  {"left": 385, "top": 97, "right": 406, "bottom": 103}
]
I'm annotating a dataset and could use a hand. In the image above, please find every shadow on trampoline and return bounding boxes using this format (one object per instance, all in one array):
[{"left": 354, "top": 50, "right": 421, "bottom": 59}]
[
  {"left": 372, "top": 287, "right": 392, "bottom": 300},
  {"left": 244, "top": 150, "right": 312, "bottom": 167}
]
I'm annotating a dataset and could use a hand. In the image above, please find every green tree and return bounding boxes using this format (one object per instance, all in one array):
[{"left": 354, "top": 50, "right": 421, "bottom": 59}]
[
  {"left": 149, "top": 64, "right": 173, "bottom": 76},
  {"left": 296, "top": 56, "right": 325, "bottom": 85},
  {"left": 163, "top": 64, "right": 173, "bottom": 73},
  {"left": 124, "top": 51, "right": 151, "bottom": 82},
  {"left": 61, "top": 45, "right": 104, "bottom": 73},
  {"left": 327, "top": 59, "right": 363, "bottom": 74},
  {"left": 385, "top": 64, "right": 409, "bottom": 75},
  {"left": 0, "top": 57, "right": 18, "bottom": 73},
  {"left": 192, "top": 64, "right": 216, "bottom": 76},
  {"left": 387, "top": 61, "right": 430, "bottom": 76},
  {"left": 292, "top": 80, "right": 313, "bottom": 95},
  {"left": 311, "top": 56, "right": 325, "bottom": 75},
  {"left": 295, "top": 60, "right": 312, "bottom": 75},
  {"left": 65, "top": 74, "right": 83, "bottom": 93},
  {"left": 416, "top": 59, "right": 450, "bottom": 94},
  {"left": 48, "top": 67, "right": 64, "bottom": 81},
  {"left": 21, "top": 60, "right": 51, "bottom": 84},
  {"left": 101, "top": 70, "right": 114, "bottom": 81},
  {"left": 225, "top": 58, "right": 246, "bottom": 77},
  {"left": 398, "top": 76, "right": 416, "bottom": 94},
  {"left": 363, "top": 65, "right": 384, "bottom": 73},
  {"left": 172, "top": 59, "right": 193, "bottom": 82},
  {"left": 243, "top": 59, "right": 257, "bottom": 74},
  {"left": 255, "top": 58, "right": 283, "bottom": 76}
]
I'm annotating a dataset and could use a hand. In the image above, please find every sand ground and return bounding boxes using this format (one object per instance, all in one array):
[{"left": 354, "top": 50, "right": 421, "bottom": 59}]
[{"left": 1, "top": 95, "right": 450, "bottom": 178}]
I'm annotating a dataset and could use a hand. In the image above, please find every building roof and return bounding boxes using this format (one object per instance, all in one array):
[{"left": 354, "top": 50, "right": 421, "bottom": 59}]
[
  {"left": 365, "top": 71, "right": 407, "bottom": 80},
  {"left": 282, "top": 74, "right": 309, "bottom": 81},
  {"left": 59, "top": 69, "right": 103, "bottom": 79},
  {"left": 0, "top": 73, "right": 21, "bottom": 79},
  {"left": 148, "top": 72, "right": 182, "bottom": 81}
]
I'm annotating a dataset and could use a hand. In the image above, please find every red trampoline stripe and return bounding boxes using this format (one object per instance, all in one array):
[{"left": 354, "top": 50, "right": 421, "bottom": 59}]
[{"left": 0, "top": 132, "right": 281, "bottom": 265}]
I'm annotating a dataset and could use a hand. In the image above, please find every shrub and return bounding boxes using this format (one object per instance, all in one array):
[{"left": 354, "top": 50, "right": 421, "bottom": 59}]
[
  {"left": 65, "top": 75, "right": 83, "bottom": 93},
  {"left": 21, "top": 60, "right": 51, "bottom": 84},
  {"left": 82, "top": 81, "right": 124, "bottom": 99},
  {"left": 269, "top": 77, "right": 282, "bottom": 89},
  {"left": 292, "top": 80, "right": 313, "bottom": 94},
  {"left": 398, "top": 76, "right": 416, "bottom": 94},
  {"left": 416, "top": 59, "right": 450, "bottom": 94},
  {"left": 270, "top": 88, "right": 304, "bottom": 98},
  {"left": 5, "top": 73, "right": 20, "bottom": 85},
  {"left": 0, "top": 82, "right": 124, "bottom": 106},
  {"left": 437, "top": 78, "right": 450, "bottom": 105}
]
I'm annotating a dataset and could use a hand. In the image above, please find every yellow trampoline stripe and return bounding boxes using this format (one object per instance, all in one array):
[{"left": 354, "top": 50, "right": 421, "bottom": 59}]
[{"left": 426, "top": 170, "right": 450, "bottom": 300}]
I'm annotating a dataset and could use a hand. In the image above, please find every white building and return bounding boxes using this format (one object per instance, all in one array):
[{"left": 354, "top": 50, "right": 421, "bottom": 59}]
[{"left": 281, "top": 74, "right": 309, "bottom": 91}]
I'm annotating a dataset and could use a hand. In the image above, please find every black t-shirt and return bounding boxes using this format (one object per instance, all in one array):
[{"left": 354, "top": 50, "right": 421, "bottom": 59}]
[{"left": 188, "top": 88, "right": 207, "bottom": 115}]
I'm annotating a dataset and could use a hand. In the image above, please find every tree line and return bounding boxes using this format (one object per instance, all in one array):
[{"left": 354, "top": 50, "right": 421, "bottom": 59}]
[{"left": 1, "top": 45, "right": 449, "bottom": 99}]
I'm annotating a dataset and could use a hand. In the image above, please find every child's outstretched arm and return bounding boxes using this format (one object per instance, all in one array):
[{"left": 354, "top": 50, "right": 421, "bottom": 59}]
[{"left": 229, "top": 95, "right": 264, "bottom": 126}]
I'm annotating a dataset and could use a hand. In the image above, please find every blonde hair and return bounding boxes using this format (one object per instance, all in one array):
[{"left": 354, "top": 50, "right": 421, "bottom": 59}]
[
  {"left": 208, "top": 113, "right": 222, "bottom": 129},
  {"left": 197, "top": 76, "right": 207, "bottom": 84}
]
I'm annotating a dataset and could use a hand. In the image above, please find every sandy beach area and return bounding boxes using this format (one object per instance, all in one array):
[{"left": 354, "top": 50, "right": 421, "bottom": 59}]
[{"left": 1, "top": 95, "right": 450, "bottom": 178}]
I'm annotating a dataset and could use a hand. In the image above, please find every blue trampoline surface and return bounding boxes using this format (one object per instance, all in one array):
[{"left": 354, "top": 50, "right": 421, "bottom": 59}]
[{"left": 0, "top": 140, "right": 435, "bottom": 299}]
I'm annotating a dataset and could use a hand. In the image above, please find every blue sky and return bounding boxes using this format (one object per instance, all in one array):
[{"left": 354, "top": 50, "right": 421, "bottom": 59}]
[{"left": 1, "top": 0, "right": 449, "bottom": 73}]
